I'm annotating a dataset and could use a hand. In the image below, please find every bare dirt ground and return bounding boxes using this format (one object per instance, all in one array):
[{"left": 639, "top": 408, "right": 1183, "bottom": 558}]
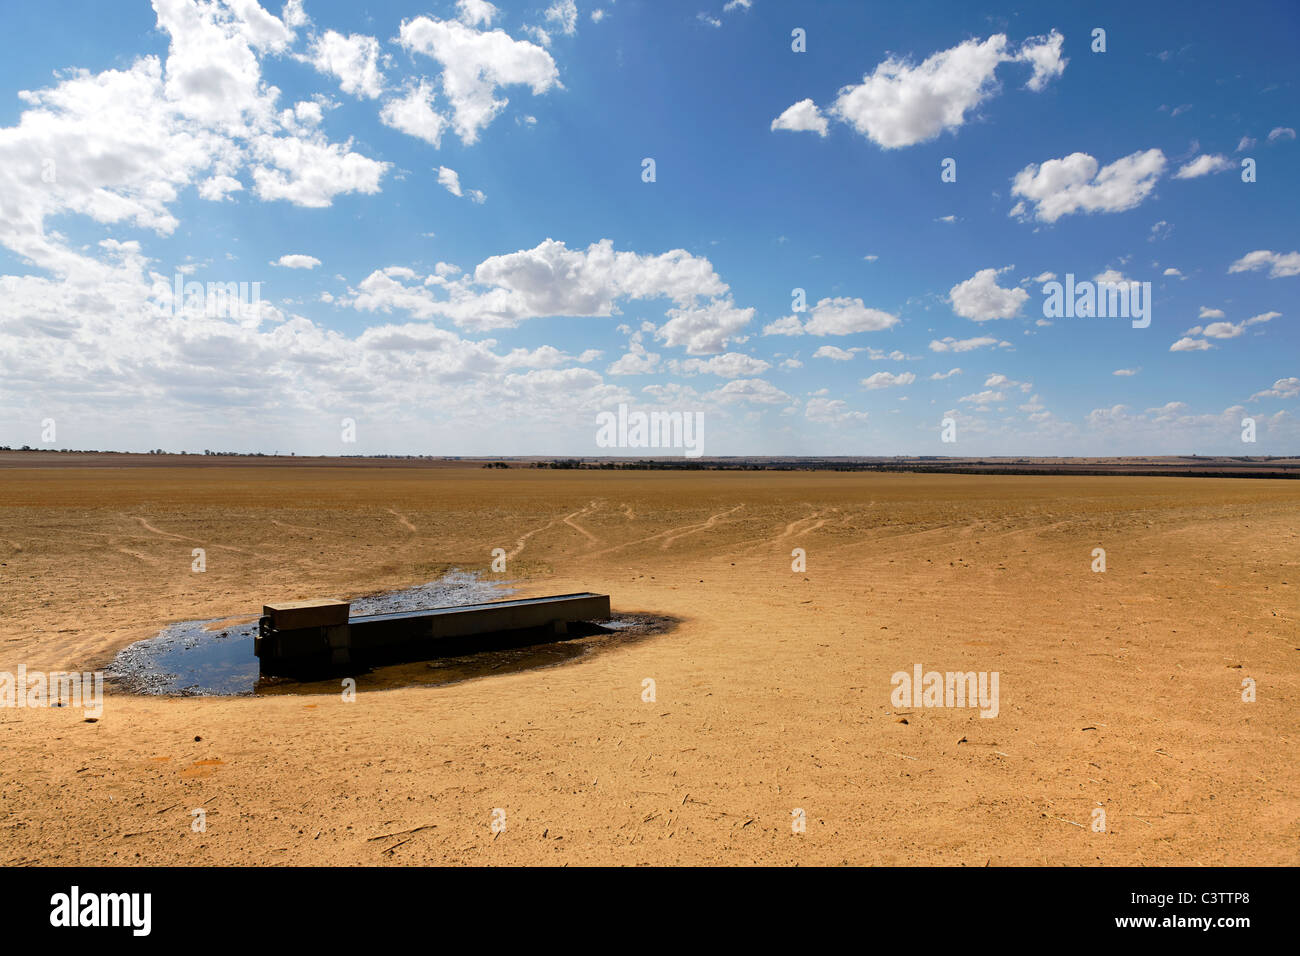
[{"left": 0, "top": 460, "right": 1296, "bottom": 865}]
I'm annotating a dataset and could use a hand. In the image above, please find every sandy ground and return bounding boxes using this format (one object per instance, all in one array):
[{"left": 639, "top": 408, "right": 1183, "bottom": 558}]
[{"left": 0, "top": 463, "right": 1296, "bottom": 865}]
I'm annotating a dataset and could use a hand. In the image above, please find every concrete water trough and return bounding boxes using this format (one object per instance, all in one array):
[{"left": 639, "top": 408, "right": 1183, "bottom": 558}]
[{"left": 256, "top": 592, "right": 611, "bottom": 674}]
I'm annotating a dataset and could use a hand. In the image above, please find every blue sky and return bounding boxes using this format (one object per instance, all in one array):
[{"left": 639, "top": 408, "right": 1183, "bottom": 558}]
[{"left": 0, "top": 0, "right": 1296, "bottom": 456}]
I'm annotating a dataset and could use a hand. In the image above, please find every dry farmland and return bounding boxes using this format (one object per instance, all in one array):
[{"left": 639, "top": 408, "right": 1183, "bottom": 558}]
[{"left": 0, "top": 455, "right": 1296, "bottom": 865}]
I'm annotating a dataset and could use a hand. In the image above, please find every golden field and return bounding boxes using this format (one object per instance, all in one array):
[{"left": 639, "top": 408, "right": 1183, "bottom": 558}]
[{"left": 0, "top": 457, "right": 1296, "bottom": 865}]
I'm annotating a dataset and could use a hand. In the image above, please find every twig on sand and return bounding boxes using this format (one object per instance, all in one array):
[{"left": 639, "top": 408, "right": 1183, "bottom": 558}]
[
  {"left": 366, "top": 823, "right": 437, "bottom": 843},
  {"left": 1050, "top": 816, "right": 1085, "bottom": 829}
]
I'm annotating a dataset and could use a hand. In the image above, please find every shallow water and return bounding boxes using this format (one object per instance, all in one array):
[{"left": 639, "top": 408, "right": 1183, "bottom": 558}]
[{"left": 105, "top": 572, "right": 670, "bottom": 697}]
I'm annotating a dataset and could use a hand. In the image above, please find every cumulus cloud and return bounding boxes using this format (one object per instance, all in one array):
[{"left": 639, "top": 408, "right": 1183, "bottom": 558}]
[
  {"left": 813, "top": 345, "right": 858, "bottom": 361},
  {"left": 437, "top": 165, "right": 486, "bottom": 202},
  {"left": 773, "top": 31, "right": 1066, "bottom": 149},
  {"left": 672, "top": 353, "right": 772, "bottom": 377},
  {"left": 1016, "top": 30, "right": 1068, "bottom": 91},
  {"left": 930, "top": 367, "right": 962, "bottom": 379},
  {"left": 199, "top": 175, "right": 244, "bottom": 201},
  {"left": 959, "top": 389, "right": 1005, "bottom": 407},
  {"left": 0, "top": 0, "right": 387, "bottom": 280},
  {"left": 1010, "top": 149, "right": 1166, "bottom": 222},
  {"left": 545, "top": 1, "right": 578, "bottom": 35},
  {"left": 347, "top": 239, "right": 743, "bottom": 343},
  {"left": 861, "top": 371, "right": 915, "bottom": 389},
  {"left": 272, "top": 254, "right": 321, "bottom": 269},
  {"left": 307, "top": 30, "right": 385, "bottom": 99},
  {"left": 1202, "top": 321, "right": 1243, "bottom": 339},
  {"left": 707, "top": 378, "right": 791, "bottom": 405},
  {"left": 379, "top": 80, "right": 448, "bottom": 148},
  {"left": 949, "top": 267, "right": 1029, "bottom": 320},
  {"left": 1251, "top": 377, "right": 1300, "bottom": 400},
  {"left": 1228, "top": 250, "right": 1300, "bottom": 278},
  {"left": 805, "top": 397, "right": 868, "bottom": 423},
  {"left": 248, "top": 132, "right": 388, "bottom": 207},
  {"left": 929, "top": 336, "right": 1004, "bottom": 353},
  {"left": 606, "top": 340, "right": 660, "bottom": 375},
  {"left": 398, "top": 15, "right": 559, "bottom": 144},
  {"left": 763, "top": 297, "right": 899, "bottom": 336},
  {"left": 771, "top": 99, "right": 829, "bottom": 137},
  {"left": 457, "top": 0, "right": 498, "bottom": 27},
  {"left": 1174, "top": 153, "right": 1233, "bottom": 178}
]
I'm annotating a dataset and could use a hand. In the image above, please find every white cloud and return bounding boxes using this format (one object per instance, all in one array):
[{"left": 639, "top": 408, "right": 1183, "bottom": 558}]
[
  {"left": 778, "top": 32, "right": 1065, "bottom": 149},
  {"left": 198, "top": 175, "right": 244, "bottom": 201},
  {"left": 930, "top": 367, "right": 962, "bottom": 379},
  {"left": 1010, "top": 149, "right": 1166, "bottom": 222},
  {"left": 1170, "top": 336, "right": 1212, "bottom": 351},
  {"left": 771, "top": 99, "right": 829, "bottom": 137},
  {"left": 347, "top": 239, "right": 746, "bottom": 353},
  {"left": 607, "top": 340, "right": 660, "bottom": 375},
  {"left": 764, "top": 297, "right": 899, "bottom": 336},
  {"left": 1202, "top": 321, "right": 1244, "bottom": 339},
  {"left": 1174, "top": 153, "right": 1233, "bottom": 178},
  {"left": 1113, "top": 368, "right": 1139, "bottom": 376},
  {"left": 959, "top": 389, "right": 1005, "bottom": 406},
  {"left": 673, "top": 353, "right": 772, "bottom": 377},
  {"left": 272, "top": 254, "right": 321, "bottom": 269},
  {"left": 546, "top": 1, "right": 579, "bottom": 35},
  {"left": 307, "top": 30, "right": 385, "bottom": 99},
  {"left": 805, "top": 397, "right": 868, "bottom": 423},
  {"left": 949, "top": 267, "right": 1029, "bottom": 320},
  {"left": 1246, "top": 311, "right": 1281, "bottom": 326},
  {"left": 658, "top": 299, "right": 755, "bottom": 354},
  {"left": 1251, "top": 377, "right": 1300, "bottom": 400},
  {"left": 457, "top": 0, "right": 498, "bottom": 27},
  {"left": 1017, "top": 30, "right": 1068, "bottom": 91},
  {"left": 398, "top": 16, "right": 559, "bottom": 145},
  {"left": 1198, "top": 306, "right": 1225, "bottom": 319},
  {"left": 929, "top": 336, "right": 1002, "bottom": 353},
  {"left": 1267, "top": 127, "right": 1296, "bottom": 143},
  {"left": 379, "top": 80, "right": 449, "bottom": 148},
  {"left": 248, "top": 132, "right": 388, "bottom": 207},
  {"left": 813, "top": 345, "right": 857, "bottom": 361},
  {"left": 437, "top": 165, "right": 486, "bottom": 202},
  {"left": 861, "top": 371, "right": 915, "bottom": 389},
  {"left": 1228, "top": 250, "right": 1300, "bottom": 278},
  {"left": 707, "top": 378, "right": 791, "bottom": 405}
]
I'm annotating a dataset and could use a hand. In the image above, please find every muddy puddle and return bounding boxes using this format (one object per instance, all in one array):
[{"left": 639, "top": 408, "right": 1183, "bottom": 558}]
[{"left": 105, "top": 571, "right": 673, "bottom": 698}]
